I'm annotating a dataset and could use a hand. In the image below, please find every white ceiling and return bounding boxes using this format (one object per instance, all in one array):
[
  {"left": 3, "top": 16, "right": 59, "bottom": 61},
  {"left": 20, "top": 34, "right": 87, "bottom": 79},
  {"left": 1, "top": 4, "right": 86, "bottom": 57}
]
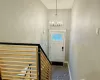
[{"left": 41, "top": 0, "right": 74, "bottom": 9}]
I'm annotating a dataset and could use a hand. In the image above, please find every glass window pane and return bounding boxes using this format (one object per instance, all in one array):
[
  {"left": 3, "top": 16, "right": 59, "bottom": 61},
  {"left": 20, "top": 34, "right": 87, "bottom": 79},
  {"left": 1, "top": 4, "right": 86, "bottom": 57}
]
[{"left": 52, "top": 34, "right": 62, "bottom": 41}]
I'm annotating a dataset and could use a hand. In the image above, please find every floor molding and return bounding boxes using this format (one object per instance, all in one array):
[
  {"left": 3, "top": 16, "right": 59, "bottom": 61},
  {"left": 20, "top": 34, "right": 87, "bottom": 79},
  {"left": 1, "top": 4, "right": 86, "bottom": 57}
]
[
  {"left": 64, "top": 61, "right": 68, "bottom": 64},
  {"left": 67, "top": 62, "right": 72, "bottom": 80}
]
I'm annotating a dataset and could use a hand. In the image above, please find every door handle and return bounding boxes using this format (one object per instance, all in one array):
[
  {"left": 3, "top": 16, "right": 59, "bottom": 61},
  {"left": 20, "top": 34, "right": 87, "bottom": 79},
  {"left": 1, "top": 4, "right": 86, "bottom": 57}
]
[{"left": 62, "top": 47, "right": 64, "bottom": 51}]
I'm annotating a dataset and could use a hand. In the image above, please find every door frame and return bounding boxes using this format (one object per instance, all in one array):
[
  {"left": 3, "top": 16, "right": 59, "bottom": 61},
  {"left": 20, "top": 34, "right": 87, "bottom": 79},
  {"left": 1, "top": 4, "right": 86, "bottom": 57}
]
[{"left": 49, "top": 29, "right": 66, "bottom": 62}]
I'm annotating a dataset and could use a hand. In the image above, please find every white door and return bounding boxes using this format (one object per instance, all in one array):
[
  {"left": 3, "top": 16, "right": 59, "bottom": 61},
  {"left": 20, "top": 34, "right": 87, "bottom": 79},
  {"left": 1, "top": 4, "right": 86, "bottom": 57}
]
[{"left": 49, "top": 30, "right": 66, "bottom": 62}]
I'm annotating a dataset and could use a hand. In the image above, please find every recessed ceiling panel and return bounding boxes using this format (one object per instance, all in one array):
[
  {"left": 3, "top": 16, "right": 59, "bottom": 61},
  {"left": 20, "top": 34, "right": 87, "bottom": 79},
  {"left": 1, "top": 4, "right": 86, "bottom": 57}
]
[{"left": 41, "top": 0, "right": 74, "bottom": 9}]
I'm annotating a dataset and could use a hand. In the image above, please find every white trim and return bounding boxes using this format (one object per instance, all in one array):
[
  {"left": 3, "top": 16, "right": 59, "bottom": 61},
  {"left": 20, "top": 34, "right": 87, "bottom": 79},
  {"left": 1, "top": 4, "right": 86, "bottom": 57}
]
[
  {"left": 49, "top": 29, "right": 67, "bottom": 32},
  {"left": 67, "top": 62, "right": 72, "bottom": 80},
  {"left": 64, "top": 61, "right": 68, "bottom": 64}
]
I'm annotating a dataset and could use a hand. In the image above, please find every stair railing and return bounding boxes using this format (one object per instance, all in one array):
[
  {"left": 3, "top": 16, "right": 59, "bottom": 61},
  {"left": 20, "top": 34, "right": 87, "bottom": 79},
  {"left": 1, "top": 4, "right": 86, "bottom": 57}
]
[{"left": 0, "top": 42, "right": 52, "bottom": 80}]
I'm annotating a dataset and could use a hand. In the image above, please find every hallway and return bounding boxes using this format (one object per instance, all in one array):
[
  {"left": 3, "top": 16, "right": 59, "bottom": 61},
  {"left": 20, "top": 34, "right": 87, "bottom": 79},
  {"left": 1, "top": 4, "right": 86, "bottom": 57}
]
[{"left": 0, "top": 0, "right": 100, "bottom": 80}]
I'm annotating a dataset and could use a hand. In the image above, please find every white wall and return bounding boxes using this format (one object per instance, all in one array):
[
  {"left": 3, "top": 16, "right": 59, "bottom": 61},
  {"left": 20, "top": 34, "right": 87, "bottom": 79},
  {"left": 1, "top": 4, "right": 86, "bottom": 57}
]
[
  {"left": 70, "top": 0, "right": 100, "bottom": 80},
  {"left": 0, "top": 0, "right": 48, "bottom": 53},
  {"left": 48, "top": 9, "right": 71, "bottom": 61}
]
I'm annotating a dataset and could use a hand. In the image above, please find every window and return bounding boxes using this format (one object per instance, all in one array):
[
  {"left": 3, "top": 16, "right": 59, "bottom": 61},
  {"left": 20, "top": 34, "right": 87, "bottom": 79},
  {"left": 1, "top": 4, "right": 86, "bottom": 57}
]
[{"left": 52, "top": 34, "right": 63, "bottom": 41}]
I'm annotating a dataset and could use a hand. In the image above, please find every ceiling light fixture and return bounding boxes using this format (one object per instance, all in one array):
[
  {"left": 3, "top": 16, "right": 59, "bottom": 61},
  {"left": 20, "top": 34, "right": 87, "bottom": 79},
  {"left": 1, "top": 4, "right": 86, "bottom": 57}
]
[{"left": 49, "top": 0, "right": 63, "bottom": 27}]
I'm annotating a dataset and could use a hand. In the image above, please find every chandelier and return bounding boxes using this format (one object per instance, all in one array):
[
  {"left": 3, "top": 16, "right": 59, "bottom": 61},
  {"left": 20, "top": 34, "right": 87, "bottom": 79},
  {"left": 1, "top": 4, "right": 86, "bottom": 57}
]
[{"left": 49, "top": 0, "right": 63, "bottom": 27}]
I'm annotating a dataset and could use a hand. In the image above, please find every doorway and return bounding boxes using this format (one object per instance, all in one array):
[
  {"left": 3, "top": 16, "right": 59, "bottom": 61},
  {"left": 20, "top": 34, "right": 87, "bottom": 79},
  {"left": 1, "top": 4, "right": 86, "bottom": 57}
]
[{"left": 49, "top": 30, "right": 66, "bottom": 63}]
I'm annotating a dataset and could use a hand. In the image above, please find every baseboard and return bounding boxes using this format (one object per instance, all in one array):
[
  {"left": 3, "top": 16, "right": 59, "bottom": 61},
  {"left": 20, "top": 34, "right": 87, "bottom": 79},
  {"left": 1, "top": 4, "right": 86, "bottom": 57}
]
[
  {"left": 64, "top": 61, "right": 68, "bottom": 64},
  {"left": 51, "top": 61, "right": 63, "bottom": 66},
  {"left": 67, "top": 62, "right": 72, "bottom": 80}
]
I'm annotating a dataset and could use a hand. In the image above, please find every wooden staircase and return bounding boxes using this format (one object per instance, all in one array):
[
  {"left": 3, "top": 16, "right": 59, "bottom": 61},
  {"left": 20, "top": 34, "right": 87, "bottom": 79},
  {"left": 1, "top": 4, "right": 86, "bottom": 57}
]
[{"left": 0, "top": 42, "right": 52, "bottom": 80}]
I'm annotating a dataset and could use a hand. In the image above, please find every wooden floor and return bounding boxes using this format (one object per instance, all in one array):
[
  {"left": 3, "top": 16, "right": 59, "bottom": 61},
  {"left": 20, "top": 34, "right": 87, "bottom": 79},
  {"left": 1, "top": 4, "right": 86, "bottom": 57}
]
[{"left": 52, "top": 66, "right": 70, "bottom": 80}]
